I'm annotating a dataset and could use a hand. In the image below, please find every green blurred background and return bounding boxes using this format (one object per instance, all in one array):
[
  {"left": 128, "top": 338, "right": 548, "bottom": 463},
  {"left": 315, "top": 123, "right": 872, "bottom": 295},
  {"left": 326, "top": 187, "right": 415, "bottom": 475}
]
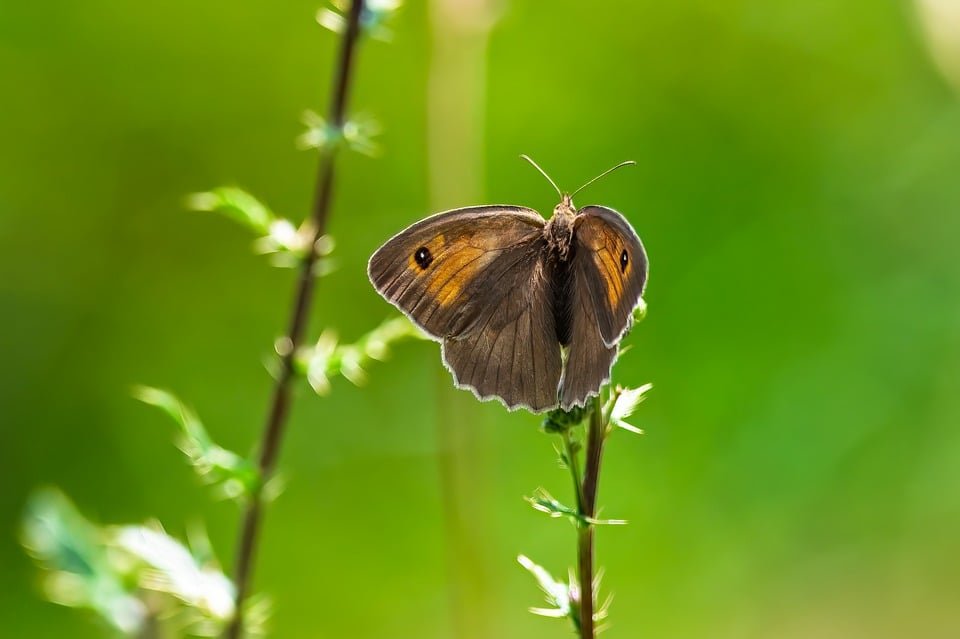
[{"left": 3, "top": 0, "right": 960, "bottom": 637}]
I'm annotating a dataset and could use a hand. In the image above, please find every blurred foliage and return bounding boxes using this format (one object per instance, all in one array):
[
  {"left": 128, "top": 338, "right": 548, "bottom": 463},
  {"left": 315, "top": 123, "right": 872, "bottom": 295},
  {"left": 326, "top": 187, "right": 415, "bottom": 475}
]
[
  {"left": 188, "top": 187, "right": 334, "bottom": 270},
  {"left": 3, "top": 0, "right": 960, "bottom": 637},
  {"left": 517, "top": 554, "right": 578, "bottom": 625},
  {"left": 21, "top": 489, "right": 253, "bottom": 637},
  {"left": 21, "top": 489, "right": 146, "bottom": 635},
  {"left": 318, "top": 0, "right": 402, "bottom": 41},
  {"left": 132, "top": 387, "right": 260, "bottom": 502},
  {"left": 296, "top": 315, "right": 427, "bottom": 395}
]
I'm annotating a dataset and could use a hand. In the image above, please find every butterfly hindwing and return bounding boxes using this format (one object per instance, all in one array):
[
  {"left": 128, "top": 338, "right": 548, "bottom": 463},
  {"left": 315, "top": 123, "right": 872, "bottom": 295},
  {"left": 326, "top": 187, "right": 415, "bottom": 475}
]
[{"left": 441, "top": 245, "right": 562, "bottom": 412}]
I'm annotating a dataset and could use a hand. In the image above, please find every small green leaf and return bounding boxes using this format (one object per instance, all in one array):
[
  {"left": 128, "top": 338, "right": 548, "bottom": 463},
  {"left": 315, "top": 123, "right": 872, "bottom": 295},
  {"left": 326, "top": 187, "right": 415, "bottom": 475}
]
[
  {"left": 303, "top": 329, "right": 339, "bottom": 396},
  {"left": 20, "top": 489, "right": 257, "bottom": 638},
  {"left": 607, "top": 383, "right": 653, "bottom": 435},
  {"left": 187, "top": 187, "right": 275, "bottom": 234},
  {"left": 132, "top": 386, "right": 259, "bottom": 500},
  {"left": 542, "top": 405, "right": 590, "bottom": 434},
  {"left": 114, "top": 523, "right": 234, "bottom": 622},
  {"left": 525, "top": 488, "right": 578, "bottom": 521},
  {"left": 525, "top": 489, "right": 626, "bottom": 527},
  {"left": 316, "top": 7, "right": 346, "bottom": 33},
  {"left": 251, "top": 219, "right": 312, "bottom": 259},
  {"left": 342, "top": 115, "right": 383, "bottom": 156},
  {"left": 297, "top": 110, "right": 382, "bottom": 156},
  {"left": 21, "top": 488, "right": 147, "bottom": 634},
  {"left": 517, "top": 555, "right": 572, "bottom": 620},
  {"left": 297, "top": 316, "right": 427, "bottom": 395},
  {"left": 189, "top": 187, "right": 317, "bottom": 267},
  {"left": 317, "top": 0, "right": 402, "bottom": 41},
  {"left": 296, "top": 110, "right": 340, "bottom": 151},
  {"left": 517, "top": 553, "right": 612, "bottom": 632}
]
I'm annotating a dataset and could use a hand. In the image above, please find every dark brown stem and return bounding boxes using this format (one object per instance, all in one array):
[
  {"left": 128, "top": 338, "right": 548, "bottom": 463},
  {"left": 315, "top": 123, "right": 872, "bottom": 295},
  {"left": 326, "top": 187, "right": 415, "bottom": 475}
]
[
  {"left": 577, "top": 398, "right": 606, "bottom": 638},
  {"left": 576, "top": 527, "right": 594, "bottom": 637},
  {"left": 224, "top": 2, "right": 365, "bottom": 637}
]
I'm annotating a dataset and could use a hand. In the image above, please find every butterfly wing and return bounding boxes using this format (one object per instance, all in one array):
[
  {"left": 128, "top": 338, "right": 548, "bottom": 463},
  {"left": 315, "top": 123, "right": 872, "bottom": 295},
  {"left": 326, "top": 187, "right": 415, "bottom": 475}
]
[
  {"left": 368, "top": 206, "right": 562, "bottom": 412},
  {"left": 440, "top": 244, "right": 562, "bottom": 412},
  {"left": 368, "top": 206, "right": 545, "bottom": 338},
  {"left": 571, "top": 206, "right": 648, "bottom": 346},
  {"left": 560, "top": 206, "right": 647, "bottom": 409},
  {"left": 559, "top": 281, "right": 617, "bottom": 410}
]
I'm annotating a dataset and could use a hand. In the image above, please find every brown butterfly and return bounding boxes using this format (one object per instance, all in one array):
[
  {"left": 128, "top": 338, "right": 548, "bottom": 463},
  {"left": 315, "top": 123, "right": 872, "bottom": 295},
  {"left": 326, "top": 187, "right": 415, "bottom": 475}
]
[{"left": 367, "top": 157, "right": 648, "bottom": 413}]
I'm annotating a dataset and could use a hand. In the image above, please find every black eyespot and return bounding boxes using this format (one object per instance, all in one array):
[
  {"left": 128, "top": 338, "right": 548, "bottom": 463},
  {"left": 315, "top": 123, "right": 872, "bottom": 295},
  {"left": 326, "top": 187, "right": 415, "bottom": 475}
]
[
  {"left": 414, "top": 246, "right": 433, "bottom": 269},
  {"left": 619, "top": 249, "right": 629, "bottom": 273}
]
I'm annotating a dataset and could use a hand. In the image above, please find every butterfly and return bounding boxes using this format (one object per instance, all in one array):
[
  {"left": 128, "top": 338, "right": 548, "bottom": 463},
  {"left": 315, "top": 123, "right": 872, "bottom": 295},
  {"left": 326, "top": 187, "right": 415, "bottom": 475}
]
[{"left": 367, "top": 157, "right": 648, "bottom": 413}]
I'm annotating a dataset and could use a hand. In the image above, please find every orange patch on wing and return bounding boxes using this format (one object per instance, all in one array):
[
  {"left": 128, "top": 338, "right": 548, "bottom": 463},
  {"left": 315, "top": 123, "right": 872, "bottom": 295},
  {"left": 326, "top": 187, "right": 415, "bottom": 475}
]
[
  {"left": 428, "top": 246, "right": 486, "bottom": 306},
  {"left": 407, "top": 234, "right": 446, "bottom": 270},
  {"left": 578, "top": 217, "right": 629, "bottom": 311},
  {"left": 416, "top": 242, "right": 497, "bottom": 308},
  {"left": 596, "top": 248, "right": 625, "bottom": 311}
]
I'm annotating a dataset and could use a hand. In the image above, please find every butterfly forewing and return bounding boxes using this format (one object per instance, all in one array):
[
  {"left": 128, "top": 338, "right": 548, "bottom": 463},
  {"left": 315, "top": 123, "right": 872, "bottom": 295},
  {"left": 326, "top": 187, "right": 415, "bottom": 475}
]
[
  {"left": 367, "top": 206, "right": 546, "bottom": 339},
  {"left": 560, "top": 256, "right": 618, "bottom": 409},
  {"left": 368, "top": 206, "right": 563, "bottom": 411},
  {"left": 558, "top": 206, "right": 647, "bottom": 409}
]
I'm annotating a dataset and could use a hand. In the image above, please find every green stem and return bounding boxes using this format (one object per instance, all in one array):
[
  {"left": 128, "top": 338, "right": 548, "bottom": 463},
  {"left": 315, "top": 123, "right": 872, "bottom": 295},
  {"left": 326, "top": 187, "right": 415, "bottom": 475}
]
[
  {"left": 577, "top": 397, "right": 606, "bottom": 639},
  {"left": 562, "top": 429, "right": 585, "bottom": 515}
]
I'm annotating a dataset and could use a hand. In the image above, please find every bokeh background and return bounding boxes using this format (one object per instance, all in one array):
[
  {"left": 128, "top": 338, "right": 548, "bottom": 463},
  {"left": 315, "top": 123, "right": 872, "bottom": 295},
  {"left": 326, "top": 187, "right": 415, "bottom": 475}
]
[{"left": 3, "top": 0, "right": 960, "bottom": 637}]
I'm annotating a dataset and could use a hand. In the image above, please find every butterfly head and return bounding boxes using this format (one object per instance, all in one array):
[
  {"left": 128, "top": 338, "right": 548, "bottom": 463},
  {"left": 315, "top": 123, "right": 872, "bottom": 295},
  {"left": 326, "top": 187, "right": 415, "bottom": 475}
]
[
  {"left": 520, "top": 155, "right": 576, "bottom": 225},
  {"left": 552, "top": 194, "right": 577, "bottom": 223},
  {"left": 545, "top": 194, "right": 577, "bottom": 259},
  {"left": 520, "top": 155, "right": 636, "bottom": 223},
  {"left": 520, "top": 154, "right": 637, "bottom": 257}
]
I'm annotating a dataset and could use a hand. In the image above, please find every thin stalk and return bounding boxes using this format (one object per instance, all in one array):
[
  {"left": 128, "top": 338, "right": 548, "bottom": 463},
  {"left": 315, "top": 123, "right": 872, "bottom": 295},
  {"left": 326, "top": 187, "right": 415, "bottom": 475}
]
[
  {"left": 577, "top": 397, "right": 607, "bottom": 638},
  {"left": 583, "top": 397, "right": 607, "bottom": 522},
  {"left": 224, "top": 2, "right": 366, "bottom": 637},
  {"left": 562, "top": 430, "right": 585, "bottom": 515},
  {"left": 427, "top": 1, "right": 499, "bottom": 636}
]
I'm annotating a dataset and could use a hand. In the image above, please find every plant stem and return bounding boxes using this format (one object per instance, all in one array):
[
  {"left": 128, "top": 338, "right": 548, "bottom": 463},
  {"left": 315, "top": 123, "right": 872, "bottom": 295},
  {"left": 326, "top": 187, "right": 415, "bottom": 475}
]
[
  {"left": 224, "top": 2, "right": 366, "bottom": 637},
  {"left": 577, "top": 397, "right": 607, "bottom": 639},
  {"left": 562, "top": 430, "right": 585, "bottom": 515}
]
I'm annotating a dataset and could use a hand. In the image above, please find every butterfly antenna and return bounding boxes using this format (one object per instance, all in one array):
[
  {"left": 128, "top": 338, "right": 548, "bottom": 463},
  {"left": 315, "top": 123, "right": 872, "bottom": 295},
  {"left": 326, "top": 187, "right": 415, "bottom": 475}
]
[
  {"left": 520, "top": 154, "right": 563, "bottom": 199},
  {"left": 570, "top": 160, "right": 636, "bottom": 199}
]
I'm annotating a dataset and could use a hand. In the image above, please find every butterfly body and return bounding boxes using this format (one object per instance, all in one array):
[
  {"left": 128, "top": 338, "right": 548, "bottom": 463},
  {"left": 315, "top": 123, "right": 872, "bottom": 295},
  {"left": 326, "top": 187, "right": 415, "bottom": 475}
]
[
  {"left": 544, "top": 195, "right": 577, "bottom": 258},
  {"left": 368, "top": 195, "right": 647, "bottom": 413}
]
